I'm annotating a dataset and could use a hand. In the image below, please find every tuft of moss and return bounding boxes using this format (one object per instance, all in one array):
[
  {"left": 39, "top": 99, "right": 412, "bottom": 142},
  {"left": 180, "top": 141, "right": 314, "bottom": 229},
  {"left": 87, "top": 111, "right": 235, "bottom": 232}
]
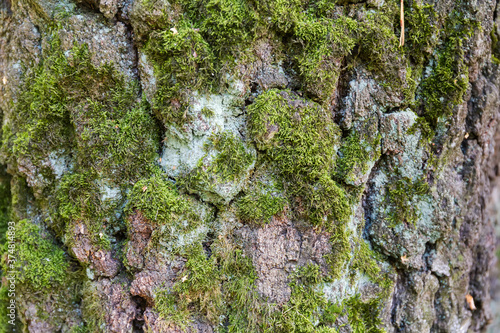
[
  {"left": 417, "top": 8, "right": 479, "bottom": 134},
  {"left": 271, "top": 264, "right": 339, "bottom": 332},
  {"left": 57, "top": 172, "right": 113, "bottom": 249},
  {"left": 125, "top": 174, "right": 191, "bottom": 225},
  {"left": 154, "top": 241, "right": 261, "bottom": 330},
  {"left": 4, "top": 220, "right": 69, "bottom": 290},
  {"left": 335, "top": 131, "right": 381, "bottom": 186},
  {"left": 346, "top": 295, "right": 386, "bottom": 333},
  {"left": 179, "top": 131, "right": 255, "bottom": 204},
  {"left": 236, "top": 190, "right": 286, "bottom": 226},
  {"left": 384, "top": 175, "right": 429, "bottom": 227},
  {"left": 247, "top": 89, "right": 350, "bottom": 227},
  {"left": 404, "top": 3, "right": 438, "bottom": 64},
  {"left": 1, "top": 34, "right": 72, "bottom": 179},
  {"left": 325, "top": 221, "right": 352, "bottom": 280},
  {"left": 143, "top": 18, "right": 215, "bottom": 126}
]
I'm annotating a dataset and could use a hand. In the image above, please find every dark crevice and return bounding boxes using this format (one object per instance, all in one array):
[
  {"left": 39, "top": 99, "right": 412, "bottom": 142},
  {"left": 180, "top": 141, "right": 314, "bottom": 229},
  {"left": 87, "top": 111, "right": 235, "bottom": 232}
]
[
  {"left": 0, "top": 0, "right": 12, "bottom": 15},
  {"left": 423, "top": 241, "right": 437, "bottom": 271},
  {"left": 131, "top": 295, "right": 147, "bottom": 333}
]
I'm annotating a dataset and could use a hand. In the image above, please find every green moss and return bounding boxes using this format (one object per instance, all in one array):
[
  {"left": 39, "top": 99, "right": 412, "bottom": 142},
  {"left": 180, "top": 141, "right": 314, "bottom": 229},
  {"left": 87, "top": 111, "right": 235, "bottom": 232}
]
[
  {"left": 247, "top": 89, "right": 350, "bottom": 227},
  {"left": 1, "top": 34, "right": 72, "bottom": 177},
  {"left": 351, "top": 238, "right": 381, "bottom": 282},
  {"left": 4, "top": 219, "right": 69, "bottom": 290},
  {"left": 325, "top": 222, "right": 351, "bottom": 280},
  {"left": 180, "top": 0, "right": 257, "bottom": 58},
  {"left": 2, "top": 32, "right": 159, "bottom": 190},
  {"left": 0, "top": 167, "right": 11, "bottom": 246},
  {"left": 179, "top": 131, "right": 255, "bottom": 203},
  {"left": 345, "top": 295, "right": 386, "bottom": 333},
  {"left": 293, "top": 16, "right": 359, "bottom": 102},
  {"left": 236, "top": 190, "right": 286, "bottom": 225},
  {"left": 80, "top": 281, "right": 107, "bottom": 332},
  {"left": 126, "top": 174, "right": 191, "bottom": 225},
  {"left": 335, "top": 131, "right": 381, "bottom": 186},
  {"left": 248, "top": 89, "right": 338, "bottom": 180},
  {"left": 384, "top": 175, "right": 429, "bottom": 227},
  {"left": 143, "top": 18, "right": 215, "bottom": 126},
  {"left": 155, "top": 241, "right": 260, "bottom": 330},
  {"left": 271, "top": 264, "right": 338, "bottom": 333},
  {"left": 125, "top": 174, "right": 211, "bottom": 257},
  {"left": 205, "top": 131, "right": 255, "bottom": 181},
  {"left": 57, "top": 172, "right": 112, "bottom": 249},
  {"left": 418, "top": 9, "right": 479, "bottom": 132},
  {"left": 404, "top": 3, "right": 438, "bottom": 63},
  {"left": 358, "top": 6, "right": 401, "bottom": 74}
]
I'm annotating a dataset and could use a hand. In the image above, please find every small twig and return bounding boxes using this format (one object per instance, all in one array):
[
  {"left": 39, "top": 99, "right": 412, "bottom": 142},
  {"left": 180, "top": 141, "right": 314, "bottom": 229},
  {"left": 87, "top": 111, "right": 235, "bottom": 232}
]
[{"left": 399, "top": 0, "right": 405, "bottom": 47}]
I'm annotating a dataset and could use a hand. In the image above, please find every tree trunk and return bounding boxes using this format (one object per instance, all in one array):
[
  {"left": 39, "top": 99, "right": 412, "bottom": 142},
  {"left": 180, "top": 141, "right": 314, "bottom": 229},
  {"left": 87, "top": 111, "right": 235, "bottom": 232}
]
[{"left": 1, "top": 0, "right": 500, "bottom": 332}]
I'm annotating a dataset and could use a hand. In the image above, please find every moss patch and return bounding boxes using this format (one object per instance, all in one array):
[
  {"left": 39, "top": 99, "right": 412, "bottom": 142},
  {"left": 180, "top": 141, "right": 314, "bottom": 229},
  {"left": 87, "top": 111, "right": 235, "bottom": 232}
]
[
  {"left": 4, "top": 219, "right": 69, "bottom": 290},
  {"left": 179, "top": 131, "right": 256, "bottom": 204},
  {"left": 154, "top": 241, "right": 261, "bottom": 330},
  {"left": 384, "top": 175, "right": 429, "bottom": 227},
  {"left": 335, "top": 131, "right": 381, "bottom": 186},
  {"left": 247, "top": 89, "right": 349, "bottom": 227}
]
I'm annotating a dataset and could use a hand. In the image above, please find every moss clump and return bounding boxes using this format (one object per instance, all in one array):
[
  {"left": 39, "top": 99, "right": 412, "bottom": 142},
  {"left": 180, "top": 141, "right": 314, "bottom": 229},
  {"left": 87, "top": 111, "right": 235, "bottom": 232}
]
[
  {"left": 0, "top": 35, "right": 72, "bottom": 180},
  {"left": 4, "top": 220, "right": 69, "bottom": 290},
  {"left": 335, "top": 131, "right": 381, "bottom": 186},
  {"left": 0, "top": 167, "right": 11, "bottom": 246},
  {"left": 418, "top": 9, "right": 479, "bottom": 132},
  {"left": 271, "top": 264, "right": 339, "bottom": 332},
  {"left": 57, "top": 172, "right": 113, "bottom": 249},
  {"left": 404, "top": 3, "right": 438, "bottom": 63},
  {"left": 346, "top": 295, "right": 386, "bottom": 333},
  {"left": 65, "top": 44, "right": 160, "bottom": 182},
  {"left": 358, "top": 5, "right": 401, "bottom": 74},
  {"left": 154, "top": 241, "right": 261, "bottom": 330},
  {"left": 236, "top": 190, "right": 286, "bottom": 225},
  {"left": 384, "top": 175, "right": 429, "bottom": 227},
  {"left": 80, "top": 281, "right": 107, "bottom": 332},
  {"left": 325, "top": 222, "right": 352, "bottom": 280},
  {"left": 248, "top": 89, "right": 349, "bottom": 227},
  {"left": 179, "top": 0, "right": 257, "bottom": 58},
  {"left": 204, "top": 131, "right": 255, "bottom": 181},
  {"left": 248, "top": 89, "right": 339, "bottom": 181},
  {"left": 2, "top": 34, "right": 159, "bottom": 189},
  {"left": 351, "top": 238, "right": 381, "bottom": 282},
  {"left": 179, "top": 132, "right": 255, "bottom": 204},
  {"left": 143, "top": 18, "right": 215, "bottom": 126},
  {"left": 126, "top": 174, "right": 191, "bottom": 225},
  {"left": 125, "top": 174, "right": 211, "bottom": 256}
]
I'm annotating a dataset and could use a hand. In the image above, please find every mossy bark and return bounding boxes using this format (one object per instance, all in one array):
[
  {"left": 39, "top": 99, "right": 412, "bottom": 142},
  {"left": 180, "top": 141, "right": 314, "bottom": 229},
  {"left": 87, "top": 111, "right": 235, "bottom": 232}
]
[{"left": 1, "top": 0, "right": 500, "bottom": 332}]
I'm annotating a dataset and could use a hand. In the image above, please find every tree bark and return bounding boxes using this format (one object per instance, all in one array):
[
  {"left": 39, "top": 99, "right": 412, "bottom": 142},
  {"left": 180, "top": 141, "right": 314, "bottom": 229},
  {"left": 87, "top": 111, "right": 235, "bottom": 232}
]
[{"left": 1, "top": 0, "right": 500, "bottom": 332}]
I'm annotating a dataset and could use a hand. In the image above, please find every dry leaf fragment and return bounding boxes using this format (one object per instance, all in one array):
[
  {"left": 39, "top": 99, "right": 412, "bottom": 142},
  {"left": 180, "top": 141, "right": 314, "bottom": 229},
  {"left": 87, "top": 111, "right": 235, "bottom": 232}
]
[
  {"left": 466, "top": 294, "right": 476, "bottom": 310},
  {"left": 401, "top": 255, "right": 410, "bottom": 263},
  {"left": 465, "top": 132, "right": 469, "bottom": 139}
]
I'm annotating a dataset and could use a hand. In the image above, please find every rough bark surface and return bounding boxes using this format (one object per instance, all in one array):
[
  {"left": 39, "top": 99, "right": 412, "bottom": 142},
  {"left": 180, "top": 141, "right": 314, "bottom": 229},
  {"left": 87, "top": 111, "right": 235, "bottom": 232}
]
[{"left": 1, "top": 0, "right": 500, "bottom": 332}]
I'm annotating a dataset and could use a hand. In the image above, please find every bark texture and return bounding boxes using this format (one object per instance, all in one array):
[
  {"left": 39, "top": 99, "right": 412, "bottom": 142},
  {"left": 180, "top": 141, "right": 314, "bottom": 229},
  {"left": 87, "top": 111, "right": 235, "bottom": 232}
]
[{"left": 1, "top": 0, "right": 500, "bottom": 332}]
